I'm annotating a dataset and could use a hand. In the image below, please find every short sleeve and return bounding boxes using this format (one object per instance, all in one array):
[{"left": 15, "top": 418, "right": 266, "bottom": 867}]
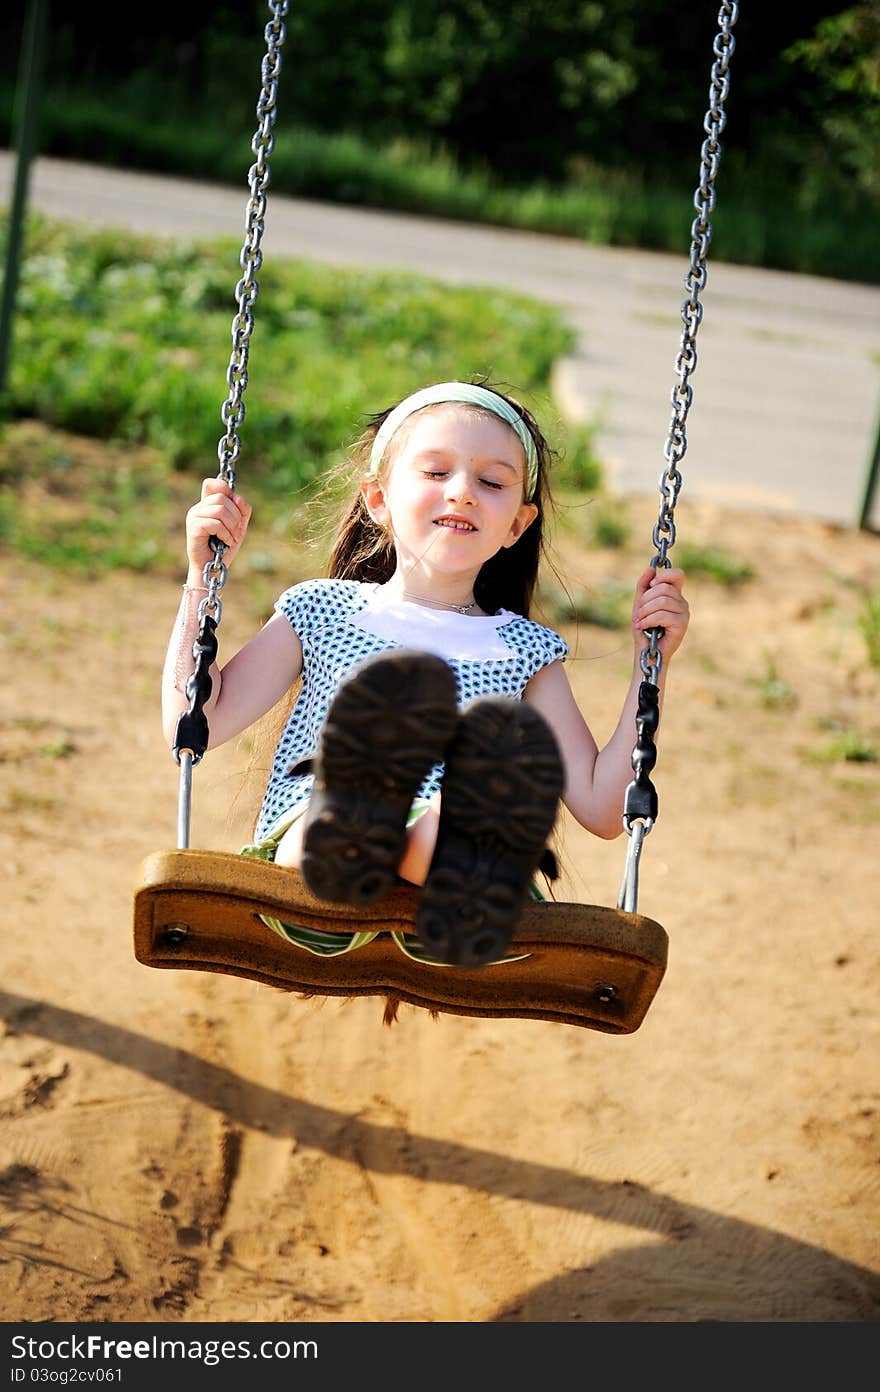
[
  {"left": 536, "top": 622, "right": 568, "bottom": 667},
  {"left": 273, "top": 578, "right": 348, "bottom": 641}
]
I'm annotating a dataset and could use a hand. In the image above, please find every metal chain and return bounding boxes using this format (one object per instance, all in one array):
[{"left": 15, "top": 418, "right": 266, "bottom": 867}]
[
  {"left": 641, "top": 0, "right": 738, "bottom": 686},
  {"left": 620, "top": 2, "right": 738, "bottom": 911},
  {"left": 199, "top": 0, "right": 289, "bottom": 632},
  {"left": 174, "top": 2, "right": 288, "bottom": 845}
]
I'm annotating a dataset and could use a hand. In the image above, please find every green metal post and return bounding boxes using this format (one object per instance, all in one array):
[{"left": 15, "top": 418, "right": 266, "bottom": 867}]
[
  {"left": 858, "top": 401, "right": 880, "bottom": 533},
  {"left": 0, "top": 0, "right": 48, "bottom": 406}
]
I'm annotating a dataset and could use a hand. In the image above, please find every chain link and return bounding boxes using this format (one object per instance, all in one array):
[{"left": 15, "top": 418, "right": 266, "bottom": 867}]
[
  {"left": 619, "top": 3, "right": 738, "bottom": 909},
  {"left": 202, "top": 1, "right": 288, "bottom": 624},
  {"left": 641, "top": 1, "right": 738, "bottom": 685}
]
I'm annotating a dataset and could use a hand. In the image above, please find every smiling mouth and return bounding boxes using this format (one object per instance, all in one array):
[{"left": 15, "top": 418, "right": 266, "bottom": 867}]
[{"left": 434, "top": 518, "right": 477, "bottom": 532}]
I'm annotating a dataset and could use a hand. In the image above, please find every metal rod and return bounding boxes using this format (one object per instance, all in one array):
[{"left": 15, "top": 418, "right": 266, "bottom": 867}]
[
  {"left": 177, "top": 752, "right": 194, "bottom": 850},
  {"left": 0, "top": 0, "right": 48, "bottom": 404},
  {"left": 617, "top": 820, "right": 647, "bottom": 915}
]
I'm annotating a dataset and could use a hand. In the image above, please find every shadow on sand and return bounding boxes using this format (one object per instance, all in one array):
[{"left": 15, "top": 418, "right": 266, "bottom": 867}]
[{"left": 2, "top": 991, "right": 877, "bottom": 1322}]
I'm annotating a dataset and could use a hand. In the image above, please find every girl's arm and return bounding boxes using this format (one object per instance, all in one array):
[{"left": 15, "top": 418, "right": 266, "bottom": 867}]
[
  {"left": 524, "top": 566, "right": 689, "bottom": 839},
  {"left": 161, "top": 479, "right": 303, "bottom": 751}
]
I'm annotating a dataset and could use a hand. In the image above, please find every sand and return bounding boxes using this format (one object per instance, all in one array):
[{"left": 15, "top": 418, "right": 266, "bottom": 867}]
[{"left": 1, "top": 480, "right": 878, "bottom": 1325}]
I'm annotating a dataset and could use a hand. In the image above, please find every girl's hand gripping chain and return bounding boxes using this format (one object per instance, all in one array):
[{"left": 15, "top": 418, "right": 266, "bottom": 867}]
[
  {"left": 185, "top": 478, "right": 253, "bottom": 582},
  {"left": 631, "top": 566, "right": 690, "bottom": 663}
]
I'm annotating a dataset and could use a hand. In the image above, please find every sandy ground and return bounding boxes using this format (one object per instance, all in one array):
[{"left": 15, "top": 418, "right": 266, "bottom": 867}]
[{"left": 1, "top": 472, "right": 879, "bottom": 1326}]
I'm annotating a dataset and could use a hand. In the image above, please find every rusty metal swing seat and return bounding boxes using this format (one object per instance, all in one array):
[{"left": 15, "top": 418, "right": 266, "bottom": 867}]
[{"left": 133, "top": 2, "right": 738, "bottom": 1033}]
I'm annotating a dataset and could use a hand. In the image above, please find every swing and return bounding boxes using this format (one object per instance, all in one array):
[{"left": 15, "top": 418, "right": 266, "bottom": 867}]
[{"left": 133, "top": 1, "right": 738, "bottom": 1033}]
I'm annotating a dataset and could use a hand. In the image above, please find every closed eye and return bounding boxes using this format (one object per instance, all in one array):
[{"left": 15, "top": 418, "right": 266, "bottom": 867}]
[{"left": 420, "top": 469, "right": 507, "bottom": 490}]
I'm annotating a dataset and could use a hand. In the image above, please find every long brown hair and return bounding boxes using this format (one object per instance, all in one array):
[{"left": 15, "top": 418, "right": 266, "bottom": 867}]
[{"left": 326, "top": 379, "right": 557, "bottom": 617}]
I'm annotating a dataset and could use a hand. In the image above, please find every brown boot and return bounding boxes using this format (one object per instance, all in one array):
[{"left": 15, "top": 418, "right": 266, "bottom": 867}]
[
  {"left": 416, "top": 698, "right": 564, "bottom": 966},
  {"left": 301, "top": 650, "right": 458, "bottom": 906}
]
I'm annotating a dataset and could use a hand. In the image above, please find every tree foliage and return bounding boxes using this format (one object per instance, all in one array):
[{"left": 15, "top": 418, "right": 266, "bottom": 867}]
[
  {"left": 784, "top": 3, "right": 880, "bottom": 198},
  {"left": 0, "top": 2, "right": 863, "bottom": 186}
]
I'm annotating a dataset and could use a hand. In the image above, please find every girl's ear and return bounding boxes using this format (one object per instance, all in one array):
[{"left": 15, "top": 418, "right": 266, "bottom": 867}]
[
  {"left": 503, "top": 501, "right": 539, "bottom": 547},
  {"left": 361, "top": 474, "right": 389, "bottom": 527}
]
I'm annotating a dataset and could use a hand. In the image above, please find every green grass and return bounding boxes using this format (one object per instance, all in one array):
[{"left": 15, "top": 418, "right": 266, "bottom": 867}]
[
  {"left": 37, "top": 736, "right": 77, "bottom": 759},
  {"left": 0, "top": 215, "right": 578, "bottom": 572},
  {"left": 553, "top": 423, "right": 603, "bottom": 495},
  {"left": 858, "top": 589, "right": 880, "bottom": 668},
  {"left": 5, "top": 214, "right": 573, "bottom": 481},
  {"left": 811, "top": 731, "right": 878, "bottom": 765},
  {"left": 555, "top": 494, "right": 630, "bottom": 554},
  {"left": 748, "top": 655, "right": 796, "bottom": 710},
  {"left": 675, "top": 543, "right": 755, "bottom": 587},
  {"left": 813, "top": 701, "right": 880, "bottom": 764},
  {"left": 588, "top": 503, "right": 629, "bottom": 550},
  {"left": 540, "top": 578, "right": 632, "bottom": 630}
]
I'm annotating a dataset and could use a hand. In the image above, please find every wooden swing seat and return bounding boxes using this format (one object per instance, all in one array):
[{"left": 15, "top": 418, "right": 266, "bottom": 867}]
[{"left": 132, "top": 849, "right": 668, "bottom": 1033}]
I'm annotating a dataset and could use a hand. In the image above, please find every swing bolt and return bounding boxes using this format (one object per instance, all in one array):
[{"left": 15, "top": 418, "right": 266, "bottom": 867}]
[
  {"left": 593, "top": 983, "right": 619, "bottom": 1007},
  {"left": 161, "top": 922, "right": 191, "bottom": 947}
]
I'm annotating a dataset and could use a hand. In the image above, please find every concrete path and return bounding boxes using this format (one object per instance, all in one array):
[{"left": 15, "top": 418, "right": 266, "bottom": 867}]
[{"left": 4, "top": 152, "right": 880, "bottom": 529}]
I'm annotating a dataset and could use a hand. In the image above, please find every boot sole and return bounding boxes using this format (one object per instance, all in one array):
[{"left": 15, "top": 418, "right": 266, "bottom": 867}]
[
  {"left": 415, "top": 698, "right": 564, "bottom": 966},
  {"left": 301, "top": 651, "right": 458, "bottom": 906}
]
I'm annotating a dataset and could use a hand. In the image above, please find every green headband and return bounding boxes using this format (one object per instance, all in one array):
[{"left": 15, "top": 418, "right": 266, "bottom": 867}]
[{"left": 368, "top": 382, "right": 539, "bottom": 501}]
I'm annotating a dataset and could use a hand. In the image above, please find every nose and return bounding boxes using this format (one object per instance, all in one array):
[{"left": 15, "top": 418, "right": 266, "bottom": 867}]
[{"left": 444, "top": 468, "right": 476, "bottom": 505}]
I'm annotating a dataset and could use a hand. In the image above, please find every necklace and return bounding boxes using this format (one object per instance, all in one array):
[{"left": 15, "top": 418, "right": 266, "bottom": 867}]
[{"left": 401, "top": 589, "right": 478, "bottom": 615}]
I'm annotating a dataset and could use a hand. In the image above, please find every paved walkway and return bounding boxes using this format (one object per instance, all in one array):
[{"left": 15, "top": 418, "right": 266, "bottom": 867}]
[{"left": 4, "top": 152, "right": 880, "bottom": 529}]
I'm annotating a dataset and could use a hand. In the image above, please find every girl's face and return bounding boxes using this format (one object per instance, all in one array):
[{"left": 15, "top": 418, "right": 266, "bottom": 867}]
[{"left": 361, "top": 405, "right": 538, "bottom": 580}]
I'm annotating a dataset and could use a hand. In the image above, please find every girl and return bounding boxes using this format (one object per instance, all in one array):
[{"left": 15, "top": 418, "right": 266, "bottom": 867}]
[{"left": 162, "top": 380, "right": 689, "bottom": 968}]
